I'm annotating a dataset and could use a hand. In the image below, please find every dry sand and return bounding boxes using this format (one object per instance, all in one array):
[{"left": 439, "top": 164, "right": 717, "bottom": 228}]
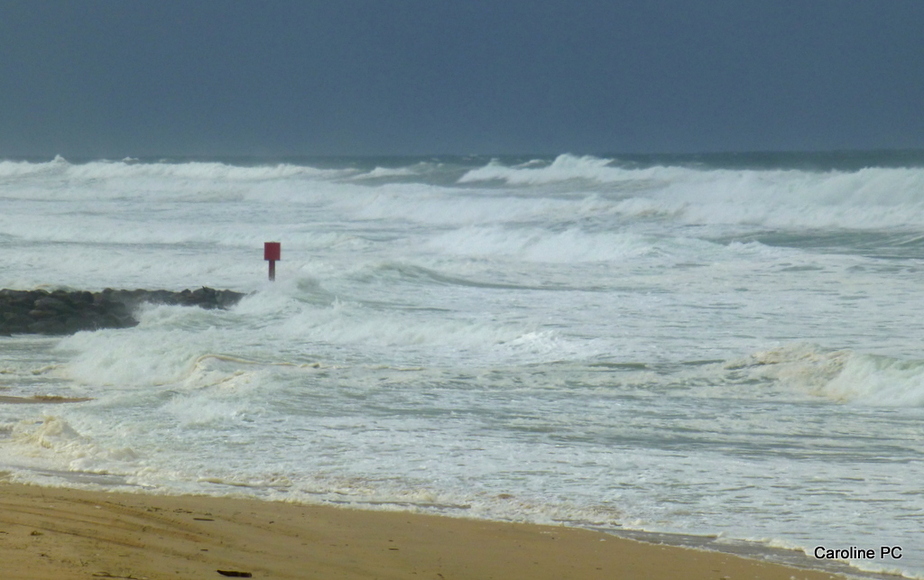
[{"left": 0, "top": 483, "right": 845, "bottom": 580}]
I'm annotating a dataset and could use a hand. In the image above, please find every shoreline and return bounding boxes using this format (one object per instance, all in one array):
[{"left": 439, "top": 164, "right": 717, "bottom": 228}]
[{"left": 0, "top": 482, "right": 862, "bottom": 580}]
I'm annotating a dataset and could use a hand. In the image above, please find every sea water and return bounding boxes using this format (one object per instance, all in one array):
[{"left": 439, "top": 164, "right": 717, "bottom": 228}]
[{"left": 1, "top": 153, "right": 923, "bottom": 577}]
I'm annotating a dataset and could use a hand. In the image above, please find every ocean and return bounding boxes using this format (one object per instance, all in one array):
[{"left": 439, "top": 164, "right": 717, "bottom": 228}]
[{"left": 1, "top": 152, "right": 923, "bottom": 577}]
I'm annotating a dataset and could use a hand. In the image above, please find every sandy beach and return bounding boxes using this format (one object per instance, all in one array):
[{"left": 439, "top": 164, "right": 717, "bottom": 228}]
[{"left": 0, "top": 484, "right": 846, "bottom": 580}]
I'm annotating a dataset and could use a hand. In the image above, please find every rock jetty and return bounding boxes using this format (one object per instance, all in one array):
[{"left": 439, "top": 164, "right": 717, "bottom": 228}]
[{"left": 0, "top": 287, "right": 245, "bottom": 336}]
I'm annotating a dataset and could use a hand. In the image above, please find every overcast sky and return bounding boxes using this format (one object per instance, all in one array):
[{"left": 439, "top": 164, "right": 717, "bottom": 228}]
[{"left": 2, "top": 1, "right": 923, "bottom": 157}]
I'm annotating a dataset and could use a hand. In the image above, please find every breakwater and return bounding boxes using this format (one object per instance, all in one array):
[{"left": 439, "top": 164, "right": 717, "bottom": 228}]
[{"left": 0, "top": 287, "right": 244, "bottom": 335}]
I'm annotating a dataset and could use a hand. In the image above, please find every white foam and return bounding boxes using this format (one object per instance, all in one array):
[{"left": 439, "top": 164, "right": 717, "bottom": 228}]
[
  {"left": 459, "top": 154, "right": 634, "bottom": 185},
  {"left": 0, "top": 156, "right": 353, "bottom": 186},
  {"left": 3, "top": 155, "right": 924, "bottom": 578},
  {"left": 1, "top": 416, "right": 138, "bottom": 474},
  {"left": 350, "top": 166, "right": 419, "bottom": 179},
  {"left": 819, "top": 354, "right": 924, "bottom": 405},
  {"left": 426, "top": 226, "right": 657, "bottom": 262},
  {"left": 272, "top": 297, "right": 562, "bottom": 364},
  {"left": 458, "top": 155, "right": 924, "bottom": 230},
  {"left": 729, "top": 344, "right": 924, "bottom": 406},
  {"left": 56, "top": 326, "right": 221, "bottom": 389},
  {"left": 162, "top": 378, "right": 259, "bottom": 427}
]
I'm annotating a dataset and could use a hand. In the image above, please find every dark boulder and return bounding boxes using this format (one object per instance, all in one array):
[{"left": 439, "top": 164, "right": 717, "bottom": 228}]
[{"left": 33, "top": 296, "right": 74, "bottom": 313}]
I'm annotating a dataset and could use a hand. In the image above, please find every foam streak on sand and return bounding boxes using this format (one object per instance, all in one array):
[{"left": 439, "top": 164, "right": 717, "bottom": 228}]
[{"left": 0, "top": 484, "right": 842, "bottom": 580}]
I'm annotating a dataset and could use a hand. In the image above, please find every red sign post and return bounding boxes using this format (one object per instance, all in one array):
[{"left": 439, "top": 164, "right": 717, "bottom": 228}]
[{"left": 264, "top": 242, "right": 281, "bottom": 281}]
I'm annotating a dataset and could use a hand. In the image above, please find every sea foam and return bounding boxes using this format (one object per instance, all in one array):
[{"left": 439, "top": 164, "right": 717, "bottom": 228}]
[{"left": 3, "top": 153, "right": 924, "bottom": 578}]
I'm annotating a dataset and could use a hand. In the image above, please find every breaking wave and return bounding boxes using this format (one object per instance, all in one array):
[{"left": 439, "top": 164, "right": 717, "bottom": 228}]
[{"left": 728, "top": 344, "right": 924, "bottom": 406}]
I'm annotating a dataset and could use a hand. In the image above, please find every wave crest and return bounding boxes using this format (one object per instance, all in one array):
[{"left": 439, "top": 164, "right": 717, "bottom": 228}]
[
  {"left": 728, "top": 344, "right": 924, "bottom": 406},
  {"left": 458, "top": 154, "right": 633, "bottom": 186}
]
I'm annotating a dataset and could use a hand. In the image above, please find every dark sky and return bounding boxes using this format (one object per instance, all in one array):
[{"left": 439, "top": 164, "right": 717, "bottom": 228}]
[{"left": 2, "top": 0, "right": 923, "bottom": 157}]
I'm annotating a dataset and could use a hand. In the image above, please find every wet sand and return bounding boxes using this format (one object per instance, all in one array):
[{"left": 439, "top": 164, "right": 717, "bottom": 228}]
[{"left": 0, "top": 483, "right": 845, "bottom": 580}]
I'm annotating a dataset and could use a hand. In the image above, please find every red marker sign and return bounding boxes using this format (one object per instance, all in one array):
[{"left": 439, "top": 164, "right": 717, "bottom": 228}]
[{"left": 264, "top": 242, "right": 281, "bottom": 281}]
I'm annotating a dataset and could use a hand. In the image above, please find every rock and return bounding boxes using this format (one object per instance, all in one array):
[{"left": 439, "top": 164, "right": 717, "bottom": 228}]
[
  {"left": 0, "top": 287, "right": 245, "bottom": 336},
  {"left": 33, "top": 296, "right": 73, "bottom": 313},
  {"left": 28, "top": 318, "right": 68, "bottom": 335}
]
